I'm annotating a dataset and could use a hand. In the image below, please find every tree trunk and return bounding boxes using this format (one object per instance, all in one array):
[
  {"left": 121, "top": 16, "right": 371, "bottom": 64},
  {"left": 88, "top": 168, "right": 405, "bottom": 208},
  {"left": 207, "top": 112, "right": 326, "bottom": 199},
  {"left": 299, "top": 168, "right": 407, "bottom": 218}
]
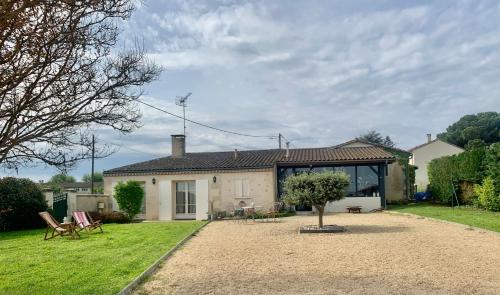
[{"left": 318, "top": 206, "right": 324, "bottom": 228}]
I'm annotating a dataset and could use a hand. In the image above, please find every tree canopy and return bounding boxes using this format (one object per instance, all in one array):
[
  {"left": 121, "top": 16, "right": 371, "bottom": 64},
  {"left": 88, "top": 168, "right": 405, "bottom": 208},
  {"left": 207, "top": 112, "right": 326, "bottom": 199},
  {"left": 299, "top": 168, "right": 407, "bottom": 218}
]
[
  {"left": 0, "top": 0, "right": 161, "bottom": 170},
  {"left": 82, "top": 172, "right": 103, "bottom": 183},
  {"left": 357, "top": 130, "right": 395, "bottom": 148},
  {"left": 49, "top": 173, "right": 76, "bottom": 184},
  {"left": 437, "top": 112, "right": 500, "bottom": 148}
]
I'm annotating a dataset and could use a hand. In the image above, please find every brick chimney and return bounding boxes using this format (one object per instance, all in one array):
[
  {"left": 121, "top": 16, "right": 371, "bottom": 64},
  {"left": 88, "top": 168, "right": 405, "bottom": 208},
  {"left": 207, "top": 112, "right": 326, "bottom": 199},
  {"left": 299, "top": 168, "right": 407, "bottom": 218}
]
[
  {"left": 171, "top": 134, "right": 185, "bottom": 157},
  {"left": 426, "top": 133, "right": 432, "bottom": 143}
]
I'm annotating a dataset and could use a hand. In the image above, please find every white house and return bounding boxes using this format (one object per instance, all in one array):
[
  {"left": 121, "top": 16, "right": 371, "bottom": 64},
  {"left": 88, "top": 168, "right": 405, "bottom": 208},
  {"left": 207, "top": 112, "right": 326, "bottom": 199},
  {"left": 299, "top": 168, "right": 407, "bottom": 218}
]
[
  {"left": 103, "top": 135, "right": 408, "bottom": 220},
  {"left": 409, "top": 134, "right": 465, "bottom": 190}
]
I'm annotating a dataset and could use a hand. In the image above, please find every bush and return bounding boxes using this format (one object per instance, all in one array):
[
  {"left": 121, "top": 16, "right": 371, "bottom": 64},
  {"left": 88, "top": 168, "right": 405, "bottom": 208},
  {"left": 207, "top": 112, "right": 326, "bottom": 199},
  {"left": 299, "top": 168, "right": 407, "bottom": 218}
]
[
  {"left": 458, "top": 181, "right": 477, "bottom": 205},
  {"left": 0, "top": 177, "right": 48, "bottom": 231},
  {"left": 87, "top": 211, "right": 130, "bottom": 224},
  {"left": 474, "top": 177, "right": 500, "bottom": 211},
  {"left": 114, "top": 180, "right": 144, "bottom": 220}
]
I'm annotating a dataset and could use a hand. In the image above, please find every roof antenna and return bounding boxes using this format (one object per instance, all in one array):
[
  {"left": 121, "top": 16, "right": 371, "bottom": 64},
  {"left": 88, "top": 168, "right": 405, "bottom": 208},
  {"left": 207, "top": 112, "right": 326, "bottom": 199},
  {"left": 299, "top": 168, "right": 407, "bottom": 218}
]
[{"left": 175, "top": 92, "right": 192, "bottom": 136}]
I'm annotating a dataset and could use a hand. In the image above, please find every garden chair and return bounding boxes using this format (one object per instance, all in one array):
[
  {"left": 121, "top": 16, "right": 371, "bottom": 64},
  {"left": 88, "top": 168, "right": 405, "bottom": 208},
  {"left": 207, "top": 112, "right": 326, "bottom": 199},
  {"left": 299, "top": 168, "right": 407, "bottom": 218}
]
[
  {"left": 243, "top": 207, "right": 256, "bottom": 222},
  {"left": 266, "top": 202, "right": 283, "bottom": 222},
  {"left": 38, "top": 212, "right": 79, "bottom": 240},
  {"left": 72, "top": 211, "right": 103, "bottom": 233}
]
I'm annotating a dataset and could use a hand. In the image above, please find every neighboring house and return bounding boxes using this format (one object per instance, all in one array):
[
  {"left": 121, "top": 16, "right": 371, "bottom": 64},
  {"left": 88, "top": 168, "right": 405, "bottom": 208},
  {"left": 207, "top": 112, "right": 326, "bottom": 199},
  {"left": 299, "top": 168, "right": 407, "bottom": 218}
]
[
  {"left": 409, "top": 134, "right": 465, "bottom": 190},
  {"left": 41, "top": 182, "right": 103, "bottom": 208},
  {"left": 103, "top": 135, "right": 407, "bottom": 220}
]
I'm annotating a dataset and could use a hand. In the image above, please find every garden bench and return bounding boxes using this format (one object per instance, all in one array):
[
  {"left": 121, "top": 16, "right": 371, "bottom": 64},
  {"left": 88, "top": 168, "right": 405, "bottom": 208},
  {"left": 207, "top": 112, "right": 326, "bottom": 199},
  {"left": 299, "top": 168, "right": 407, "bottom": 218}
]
[{"left": 346, "top": 206, "right": 362, "bottom": 213}]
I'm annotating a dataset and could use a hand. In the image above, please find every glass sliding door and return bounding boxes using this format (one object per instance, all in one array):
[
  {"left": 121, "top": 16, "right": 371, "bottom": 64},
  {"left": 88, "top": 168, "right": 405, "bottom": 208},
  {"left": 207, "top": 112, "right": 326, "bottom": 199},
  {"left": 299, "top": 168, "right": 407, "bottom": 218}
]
[{"left": 175, "top": 181, "right": 196, "bottom": 219}]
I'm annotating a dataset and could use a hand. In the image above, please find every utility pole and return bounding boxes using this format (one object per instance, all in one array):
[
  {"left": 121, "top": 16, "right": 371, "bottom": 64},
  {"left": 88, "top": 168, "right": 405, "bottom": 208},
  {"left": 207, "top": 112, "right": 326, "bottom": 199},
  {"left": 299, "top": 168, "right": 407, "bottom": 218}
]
[
  {"left": 278, "top": 133, "right": 282, "bottom": 149},
  {"left": 91, "top": 134, "right": 95, "bottom": 194},
  {"left": 175, "top": 92, "right": 192, "bottom": 136}
]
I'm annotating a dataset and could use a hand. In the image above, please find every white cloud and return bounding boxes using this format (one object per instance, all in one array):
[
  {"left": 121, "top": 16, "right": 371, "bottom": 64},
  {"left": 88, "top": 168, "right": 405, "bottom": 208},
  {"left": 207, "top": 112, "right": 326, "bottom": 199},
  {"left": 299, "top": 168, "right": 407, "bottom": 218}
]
[{"left": 9, "top": 0, "right": 500, "bottom": 179}]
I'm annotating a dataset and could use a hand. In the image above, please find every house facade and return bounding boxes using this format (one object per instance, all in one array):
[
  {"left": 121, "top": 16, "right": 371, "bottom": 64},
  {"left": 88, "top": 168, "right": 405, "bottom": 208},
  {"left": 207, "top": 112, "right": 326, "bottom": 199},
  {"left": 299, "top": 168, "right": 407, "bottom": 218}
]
[
  {"left": 103, "top": 135, "right": 407, "bottom": 220},
  {"left": 409, "top": 134, "right": 465, "bottom": 190}
]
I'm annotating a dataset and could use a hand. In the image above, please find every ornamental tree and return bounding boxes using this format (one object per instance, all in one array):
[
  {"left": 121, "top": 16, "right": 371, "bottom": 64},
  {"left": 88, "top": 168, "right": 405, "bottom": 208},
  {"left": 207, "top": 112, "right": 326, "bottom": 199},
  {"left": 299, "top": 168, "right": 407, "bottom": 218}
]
[
  {"left": 283, "top": 171, "right": 350, "bottom": 228},
  {"left": 114, "top": 180, "right": 144, "bottom": 220}
]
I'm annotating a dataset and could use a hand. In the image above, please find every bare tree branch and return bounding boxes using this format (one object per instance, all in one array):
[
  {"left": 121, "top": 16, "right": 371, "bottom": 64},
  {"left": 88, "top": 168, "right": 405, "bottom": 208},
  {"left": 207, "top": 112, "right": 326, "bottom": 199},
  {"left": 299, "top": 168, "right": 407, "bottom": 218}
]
[{"left": 0, "top": 0, "right": 162, "bottom": 170}]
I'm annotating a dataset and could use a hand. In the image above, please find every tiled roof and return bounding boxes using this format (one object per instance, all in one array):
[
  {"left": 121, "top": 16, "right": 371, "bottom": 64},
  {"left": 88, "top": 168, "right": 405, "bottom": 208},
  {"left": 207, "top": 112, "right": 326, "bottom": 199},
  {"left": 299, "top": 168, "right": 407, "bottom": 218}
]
[
  {"left": 333, "top": 139, "right": 412, "bottom": 155},
  {"left": 104, "top": 146, "right": 396, "bottom": 175}
]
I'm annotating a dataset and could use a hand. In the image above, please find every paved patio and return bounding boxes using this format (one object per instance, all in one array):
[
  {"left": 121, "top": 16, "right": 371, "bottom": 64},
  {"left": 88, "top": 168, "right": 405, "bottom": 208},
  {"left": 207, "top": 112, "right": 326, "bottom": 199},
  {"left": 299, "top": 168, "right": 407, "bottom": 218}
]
[{"left": 135, "top": 213, "right": 500, "bottom": 295}]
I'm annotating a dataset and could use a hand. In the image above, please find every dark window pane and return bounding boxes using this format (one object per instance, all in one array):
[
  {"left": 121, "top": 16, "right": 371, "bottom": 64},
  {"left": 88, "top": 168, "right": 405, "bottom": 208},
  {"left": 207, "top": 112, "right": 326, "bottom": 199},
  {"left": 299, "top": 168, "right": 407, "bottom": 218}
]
[{"left": 356, "top": 166, "right": 379, "bottom": 197}]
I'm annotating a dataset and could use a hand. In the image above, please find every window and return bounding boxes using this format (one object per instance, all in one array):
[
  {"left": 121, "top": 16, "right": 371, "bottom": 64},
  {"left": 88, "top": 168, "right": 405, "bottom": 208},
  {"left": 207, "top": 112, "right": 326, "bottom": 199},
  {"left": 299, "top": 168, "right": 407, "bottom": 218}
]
[
  {"left": 356, "top": 166, "right": 379, "bottom": 197},
  {"left": 335, "top": 166, "right": 356, "bottom": 197},
  {"left": 235, "top": 179, "right": 250, "bottom": 197},
  {"left": 277, "top": 164, "right": 382, "bottom": 199}
]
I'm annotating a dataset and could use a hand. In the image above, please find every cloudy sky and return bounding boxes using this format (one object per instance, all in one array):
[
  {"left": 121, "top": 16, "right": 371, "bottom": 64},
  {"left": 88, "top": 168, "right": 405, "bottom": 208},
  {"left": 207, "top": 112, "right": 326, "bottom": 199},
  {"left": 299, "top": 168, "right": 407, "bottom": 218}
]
[{"left": 4, "top": 0, "right": 500, "bottom": 181}]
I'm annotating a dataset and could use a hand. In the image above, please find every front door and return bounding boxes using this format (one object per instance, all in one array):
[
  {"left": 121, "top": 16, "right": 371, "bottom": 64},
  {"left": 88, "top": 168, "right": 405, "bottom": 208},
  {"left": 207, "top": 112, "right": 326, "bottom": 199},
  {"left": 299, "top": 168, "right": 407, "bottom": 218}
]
[{"left": 175, "top": 181, "right": 196, "bottom": 219}]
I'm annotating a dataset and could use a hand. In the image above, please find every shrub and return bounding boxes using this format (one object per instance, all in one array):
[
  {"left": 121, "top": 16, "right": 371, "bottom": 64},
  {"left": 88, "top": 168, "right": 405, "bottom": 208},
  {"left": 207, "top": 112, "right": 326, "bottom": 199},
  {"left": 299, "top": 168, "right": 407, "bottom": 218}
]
[
  {"left": 87, "top": 211, "right": 130, "bottom": 224},
  {"left": 114, "top": 180, "right": 144, "bottom": 220},
  {"left": 283, "top": 171, "right": 350, "bottom": 228},
  {"left": 474, "top": 177, "right": 500, "bottom": 211},
  {"left": 458, "top": 181, "right": 477, "bottom": 205},
  {"left": 0, "top": 177, "right": 48, "bottom": 231}
]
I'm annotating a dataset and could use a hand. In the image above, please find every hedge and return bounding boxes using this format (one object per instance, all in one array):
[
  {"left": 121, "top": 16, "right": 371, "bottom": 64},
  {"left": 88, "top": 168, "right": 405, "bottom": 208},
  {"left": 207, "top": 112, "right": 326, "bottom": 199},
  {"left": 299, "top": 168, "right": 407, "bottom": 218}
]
[
  {"left": 428, "top": 144, "right": 499, "bottom": 206},
  {"left": 428, "top": 147, "right": 486, "bottom": 203}
]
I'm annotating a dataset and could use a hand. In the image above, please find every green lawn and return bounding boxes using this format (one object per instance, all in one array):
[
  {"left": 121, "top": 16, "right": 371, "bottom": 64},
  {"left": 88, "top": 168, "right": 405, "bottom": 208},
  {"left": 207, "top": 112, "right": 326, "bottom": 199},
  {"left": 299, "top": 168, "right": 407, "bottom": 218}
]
[
  {"left": 0, "top": 221, "right": 206, "bottom": 295},
  {"left": 388, "top": 203, "right": 500, "bottom": 233}
]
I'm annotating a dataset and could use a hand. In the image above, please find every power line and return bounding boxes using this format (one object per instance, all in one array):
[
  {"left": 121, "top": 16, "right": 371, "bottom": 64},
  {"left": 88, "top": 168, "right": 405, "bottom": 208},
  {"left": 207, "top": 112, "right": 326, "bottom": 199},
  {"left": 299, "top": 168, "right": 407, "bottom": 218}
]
[
  {"left": 137, "top": 99, "right": 278, "bottom": 139},
  {"left": 109, "top": 142, "right": 164, "bottom": 158}
]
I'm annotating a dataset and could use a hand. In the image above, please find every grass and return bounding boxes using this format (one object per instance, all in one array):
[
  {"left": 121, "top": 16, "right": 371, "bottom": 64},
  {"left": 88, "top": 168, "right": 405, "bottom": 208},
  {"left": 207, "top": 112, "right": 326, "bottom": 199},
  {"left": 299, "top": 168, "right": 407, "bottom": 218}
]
[
  {"left": 388, "top": 203, "right": 500, "bottom": 233},
  {"left": 0, "top": 221, "right": 206, "bottom": 295}
]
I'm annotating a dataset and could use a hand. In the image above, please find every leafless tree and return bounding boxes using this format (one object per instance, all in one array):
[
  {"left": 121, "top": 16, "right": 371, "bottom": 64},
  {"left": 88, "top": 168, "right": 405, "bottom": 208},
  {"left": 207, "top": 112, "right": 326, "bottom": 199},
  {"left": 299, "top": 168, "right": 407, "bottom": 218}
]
[{"left": 0, "top": 0, "right": 162, "bottom": 170}]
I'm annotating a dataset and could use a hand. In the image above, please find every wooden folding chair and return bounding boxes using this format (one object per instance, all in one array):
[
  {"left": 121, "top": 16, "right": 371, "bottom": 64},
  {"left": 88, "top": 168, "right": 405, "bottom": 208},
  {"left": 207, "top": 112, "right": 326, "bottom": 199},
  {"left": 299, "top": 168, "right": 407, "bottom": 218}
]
[
  {"left": 72, "top": 211, "right": 103, "bottom": 233},
  {"left": 266, "top": 202, "right": 283, "bottom": 222},
  {"left": 38, "top": 212, "right": 79, "bottom": 240}
]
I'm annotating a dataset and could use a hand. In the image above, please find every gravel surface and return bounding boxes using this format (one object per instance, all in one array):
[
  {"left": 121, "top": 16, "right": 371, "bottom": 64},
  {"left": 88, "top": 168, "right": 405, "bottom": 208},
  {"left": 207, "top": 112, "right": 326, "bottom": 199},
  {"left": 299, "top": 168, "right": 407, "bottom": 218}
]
[{"left": 135, "top": 213, "right": 500, "bottom": 295}]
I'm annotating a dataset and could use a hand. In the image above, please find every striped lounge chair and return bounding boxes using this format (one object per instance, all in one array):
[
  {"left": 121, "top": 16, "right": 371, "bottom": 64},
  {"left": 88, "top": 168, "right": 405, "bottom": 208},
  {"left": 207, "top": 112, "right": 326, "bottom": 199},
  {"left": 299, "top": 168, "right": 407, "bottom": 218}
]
[
  {"left": 38, "top": 211, "right": 79, "bottom": 240},
  {"left": 72, "top": 211, "right": 103, "bottom": 233}
]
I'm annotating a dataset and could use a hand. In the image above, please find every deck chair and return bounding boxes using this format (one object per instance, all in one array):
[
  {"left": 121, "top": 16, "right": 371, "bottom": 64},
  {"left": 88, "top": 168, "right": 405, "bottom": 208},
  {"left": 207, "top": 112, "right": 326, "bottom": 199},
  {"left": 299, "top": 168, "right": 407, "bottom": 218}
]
[
  {"left": 265, "top": 202, "right": 283, "bottom": 222},
  {"left": 38, "top": 212, "right": 79, "bottom": 240},
  {"left": 72, "top": 211, "right": 103, "bottom": 233}
]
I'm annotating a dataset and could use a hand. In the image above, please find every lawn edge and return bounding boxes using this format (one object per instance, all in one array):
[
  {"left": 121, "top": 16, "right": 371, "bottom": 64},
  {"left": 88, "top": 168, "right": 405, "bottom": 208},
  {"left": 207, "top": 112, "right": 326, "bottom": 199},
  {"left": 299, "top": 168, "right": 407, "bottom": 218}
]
[
  {"left": 384, "top": 210, "right": 500, "bottom": 236},
  {"left": 117, "top": 221, "right": 210, "bottom": 295}
]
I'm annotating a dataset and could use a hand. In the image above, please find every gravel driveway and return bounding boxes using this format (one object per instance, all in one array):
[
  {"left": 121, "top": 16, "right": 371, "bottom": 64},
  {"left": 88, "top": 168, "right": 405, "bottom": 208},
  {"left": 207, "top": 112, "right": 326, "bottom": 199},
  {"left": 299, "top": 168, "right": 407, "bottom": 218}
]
[{"left": 136, "top": 213, "right": 500, "bottom": 295}]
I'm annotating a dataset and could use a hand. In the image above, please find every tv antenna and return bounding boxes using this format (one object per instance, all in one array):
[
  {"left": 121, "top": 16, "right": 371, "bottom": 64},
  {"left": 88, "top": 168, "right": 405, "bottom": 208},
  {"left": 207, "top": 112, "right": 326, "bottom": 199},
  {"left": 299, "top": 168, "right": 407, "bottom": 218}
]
[{"left": 175, "top": 92, "right": 192, "bottom": 136}]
